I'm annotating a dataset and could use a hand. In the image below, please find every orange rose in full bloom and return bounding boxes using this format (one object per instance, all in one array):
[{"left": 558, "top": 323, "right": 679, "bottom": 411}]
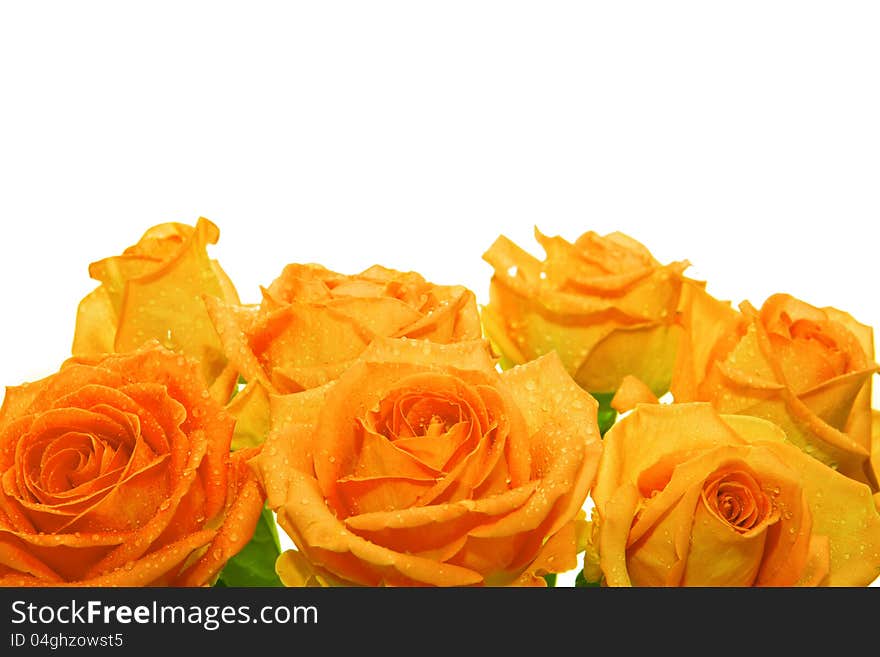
[
  {"left": 590, "top": 402, "right": 880, "bottom": 586},
  {"left": 252, "top": 337, "right": 602, "bottom": 586},
  {"left": 72, "top": 218, "right": 241, "bottom": 403},
  {"left": 482, "top": 228, "right": 689, "bottom": 398},
  {"left": 0, "top": 344, "right": 264, "bottom": 586},
  {"left": 672, "top": 286, "right": 879, "bottom": 488}
]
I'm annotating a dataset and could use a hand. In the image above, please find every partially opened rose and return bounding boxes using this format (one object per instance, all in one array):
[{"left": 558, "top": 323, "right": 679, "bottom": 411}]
[
  {"left": 482, "top": 228, "right": 689, "bottom": 398},
  {"left": 206, "top": 263, "right": 482, "bottom": 396},
  {"left": 672, "top": 286, "right": 879, "bottom": 488},
  {"left": 72, "top": 218, "right": 241, "bottom": 403},
  {"left": 252, "top": 337, "right": 602, "bottom": 586},
  {"left": 590, "top": 402, "right": 880, "bottom": 586},
  {"left": 0, "top": 343, "right": 264, "bottom": 586}
]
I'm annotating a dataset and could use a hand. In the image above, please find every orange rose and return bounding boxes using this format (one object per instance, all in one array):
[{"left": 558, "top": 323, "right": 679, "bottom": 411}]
[
  {"left": 72, "top": 218, "right": 241, "bottom": 404},
  {"left": 206, "top": 263, "right": 482, "bottom": 451},
  {"left": 206, "top": 263, "right": 482, "bottom": 396},
  {"left": 252, "top": 337, "right": 602, "bottom": 586},
  {"left": 482, "top": 228, "right": 689, "bottom": 398},
  {"left": 590, "top": 402, "right": 880, "bottom": 586},
  {"left": 672, "top": 286, "right": 879, "bottom": 488},
  {"left": 0, "top": 343, "right": 264, "bottom": 586}
]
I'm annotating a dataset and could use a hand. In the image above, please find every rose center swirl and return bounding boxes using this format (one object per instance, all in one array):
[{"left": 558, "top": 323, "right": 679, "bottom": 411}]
[{"left": 701, "top": 469, "right": 775, "bottom": 534}]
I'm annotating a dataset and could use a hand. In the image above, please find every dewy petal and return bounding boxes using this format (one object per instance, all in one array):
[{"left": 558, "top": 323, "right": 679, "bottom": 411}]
[
  {"left": 480, "top": 352, "right": 600, "bottom": 541},
  {"left": 360, "top": 335, "right": 497, "bottom": 372},
  {"left": 250, "top": 303, "right": 373, "bottom": 392},
  {"left": 508, "top": 517, "right": 579, "bottom": 586},
  {"left": 71, "top": 287, "right": 117, "bottom": 357},
  {"left": 98, "top": 346, "right": 234, "bottom": 520},
  {"left": 670, "top": 281, "right": 744, "bottom": 403},
  {"left": 576, "top": 322, "right": 681, "bottom": 396},
  {"left": 80, "top": 429, "right": 207, "bottom": 578},
  {"left": 175, "top": 451, "right": 265, "bottom": 586},
  {"left": 227, "top": 380, "right": 272, "bottom": 450},
  {"left": 203, "top": 295, "right": 274, "bottom": 392},
  {"left": 611, "top": 375, "right": 660, "bottom": 414},
  {"left": 336, "top": 475, "right": 436, "bottom": 516},
  {"left": 353, "top": 423, "right": 441, "bottom": 480},
  {"left": 275, "top": 549, "right": 325, "bottom": 587},
  {"left": 795, "top": 534, "right": 831, "bottom": 586},
  {"left": 326, "top": 296, "right": 424, "bottom": 338},
  {"left": 798, "top": 368, "right": 877, "bottom": 433},
  {"left": 681, "top": 477, "right": 775, "bottom": 586},
  {"left": 276, "top": 468, "right": 483, "bottom": 586},
  {"left": 760, "top": 439, "right": 880, "bottom": 586},
  {"left": 73, "top": 529, "right": 218, "bottom": 587},
  {"left": 598, "top": 482, "right": 639, "bottom": 587},
  {"left": 871, "top": 411, "right": 880, "bottom": 492},
  {"left": 626, "top": 484, "right": 703, "bottom": 587},
  {"left": 0, "top": 535, "right": 65, "bottom": 582},
  {"left": 396, "top": 287, "right": 482, "bottom": 343},
  {"left": 593, "top": 403, "right": 746, "bottom": 511},
  {"left": 113, "top": 218, "right": 234, "bottom": 386},
  {"left": 344, "top": 482, "right": 538, "bottom": 556}
]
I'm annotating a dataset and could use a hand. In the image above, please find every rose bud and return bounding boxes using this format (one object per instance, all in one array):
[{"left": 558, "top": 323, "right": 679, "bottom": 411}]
[{"left": 72, "top": 218, "right": 241, "bottom": 404}]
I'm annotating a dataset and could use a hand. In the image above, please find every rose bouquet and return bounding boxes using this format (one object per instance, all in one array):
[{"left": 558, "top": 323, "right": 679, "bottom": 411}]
[{"left": 1, "top": 219, "right": 878, "bottom": 587}]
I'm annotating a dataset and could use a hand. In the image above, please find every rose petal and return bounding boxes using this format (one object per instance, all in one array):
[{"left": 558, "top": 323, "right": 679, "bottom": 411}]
[
  {"left": 343, "top": 482, "right": 538, "bottom": 556},
  {"left": 250, "top": 303, "right": 372, "bottom": 392},
  {"left": 71, "top": 287, "right": 117, "bottom": 357},
  {"left": 113, "top": 218, "right": 232, "bottom": 386},
  {"left": 798, "top": 369, "right": 877, "bottom": 433},
  {"left": 75, "top": 529, "right": 217, "bottom": 587},
  {"left": 80, "top": 428, "right": 207, "bottom": 578},
  {"left": 203, "top": 295, "right": 274, "bottom": 391},
  {"left": 761, "top": 439, "right": 880, "bottom": 586},
  {"left": 598, "top": 482, "right": 639, "bottom": 587},
  {"left": 670, "top": 281, "right": 744, "bottom": 402},
  {"left": 576, "top": 321, "right": 683, "bottom": 398},
  {"left": 276, "top": 469, "right": 483, "bottom": 586},
  {"left": 0, "top": 535, "right": 64, "bottom": 582},
  {"left": 228, "top": 380, "right": 272, "bottom": 450},
  {"left": 681, "top": 480, "right": 774, "bottom": 586},
  {"left": 509, "top": 515, "right": 581, "bottom": 586},
  {"left": 611, "top": 375, "right": 660, "bottom": 414},
  {"left": 175, "top": 452, "right": 265, "bottom": 586},
  {"left": 626, "top": 484, "right": 703, "bottom": 586},
  {"left": 327, "top": 296, "right": 424, "bottom": 337},
  {"left": 476, "top": 353, "right": 600, "bottom": 540},
  {"left": 396, "top": 287, "right": 482, "bottom": 342}
]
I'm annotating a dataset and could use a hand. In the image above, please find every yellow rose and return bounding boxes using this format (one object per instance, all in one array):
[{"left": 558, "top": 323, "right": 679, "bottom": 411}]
[
  {"left": 251, "top": 337, "right": 602, "bottom": 586},
  {"left": 672, "top": 285, "right": 879, "bottom": 488},
  {"left": 482, "top": 228, "right": 689, "bottom": 398},
  {"left": 590, "top": 402, "right": 880, "bottom": 586},
  {"left": 72, "top": 218, "right": 241, "bottom": 404}
]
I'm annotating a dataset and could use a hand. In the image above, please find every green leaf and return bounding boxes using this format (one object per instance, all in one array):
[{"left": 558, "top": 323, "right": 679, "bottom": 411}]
[
  {"left": 575, "top": 568, "right": 603, "bottom": 588},
  {"left": 543, "top": 573, "right": 557, "bottom": 587},
  {"left": 214, "top": 506, "right": 283, "bottom": 587},
  {"left": 226, "top": 375, "right": 248, "bottom": 403},
  {"left": 590, "top": 392, "right": 617, "bottom": 437}
]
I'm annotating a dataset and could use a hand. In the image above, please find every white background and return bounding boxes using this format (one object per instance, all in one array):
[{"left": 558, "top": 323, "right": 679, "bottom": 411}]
[{"left": 0, "top": 2, "right": 877, "bottom": 587}]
